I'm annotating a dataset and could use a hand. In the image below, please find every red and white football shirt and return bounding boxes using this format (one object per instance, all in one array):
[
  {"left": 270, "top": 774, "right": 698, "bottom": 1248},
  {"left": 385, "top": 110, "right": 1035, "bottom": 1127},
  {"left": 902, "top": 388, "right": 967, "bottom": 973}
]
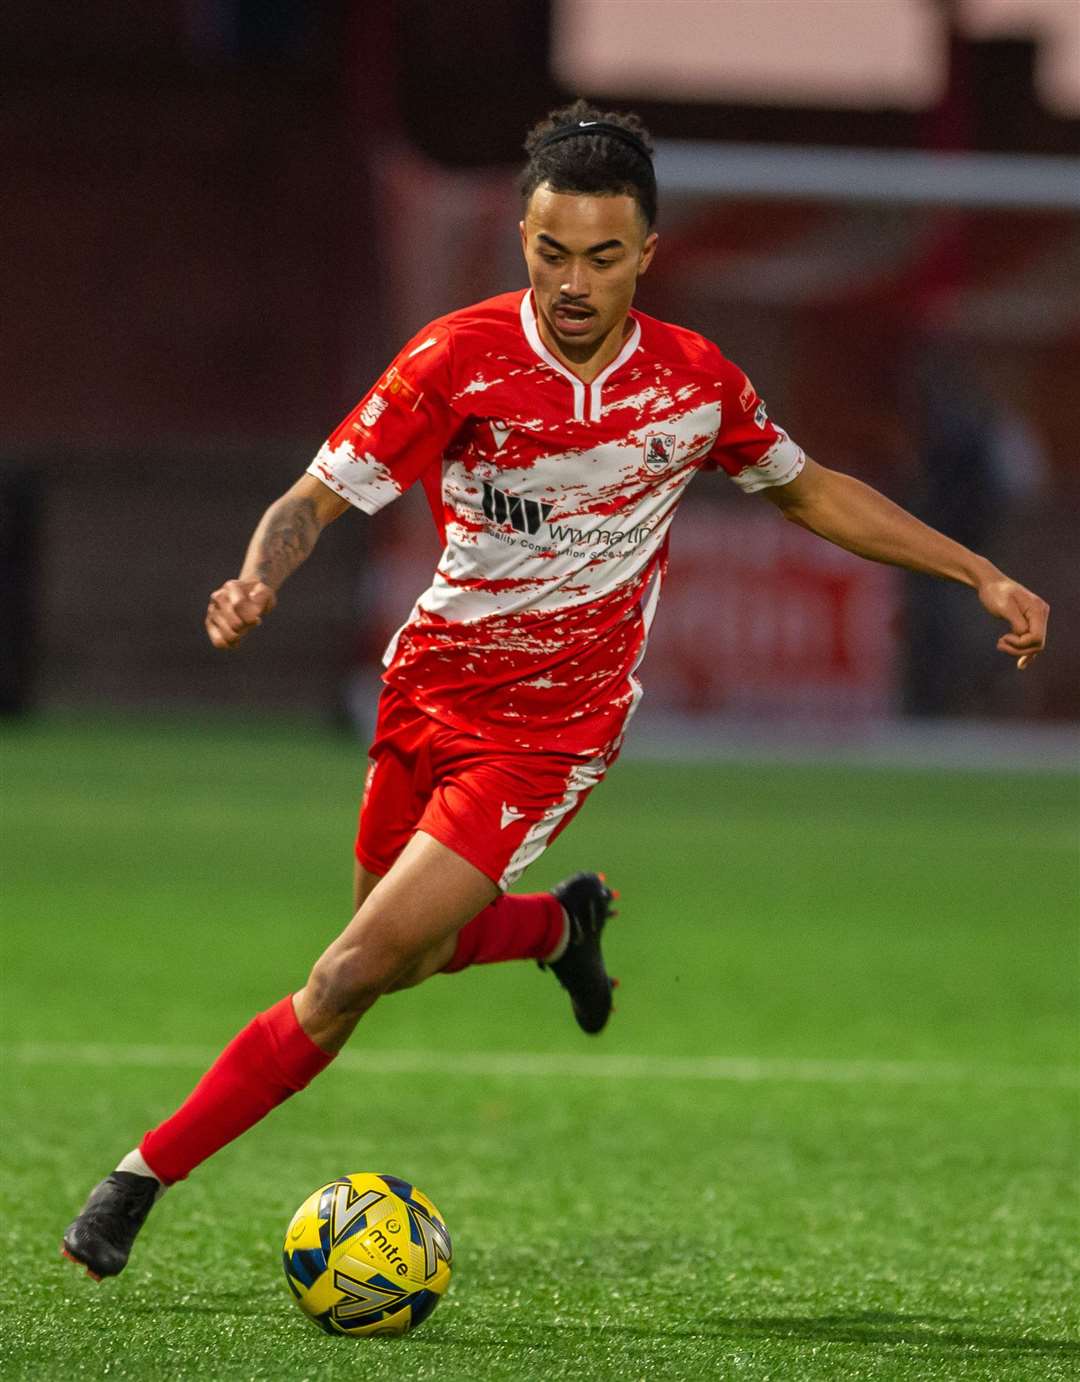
[{"left": 309, "top": 289, "right": 804, "bottom": 758}]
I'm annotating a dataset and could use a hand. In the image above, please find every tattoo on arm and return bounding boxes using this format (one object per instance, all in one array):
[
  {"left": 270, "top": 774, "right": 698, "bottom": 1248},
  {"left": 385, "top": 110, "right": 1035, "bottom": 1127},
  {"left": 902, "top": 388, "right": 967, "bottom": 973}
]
[{"left": 247, "top": 495, "right": 321, "bottom": 589}]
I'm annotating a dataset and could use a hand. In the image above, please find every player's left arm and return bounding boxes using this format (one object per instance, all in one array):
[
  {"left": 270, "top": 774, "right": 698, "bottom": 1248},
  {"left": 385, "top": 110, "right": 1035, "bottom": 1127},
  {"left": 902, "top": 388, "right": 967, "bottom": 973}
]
[{"left": 762, "top": 456, "right": 1050, "bottom": 668}]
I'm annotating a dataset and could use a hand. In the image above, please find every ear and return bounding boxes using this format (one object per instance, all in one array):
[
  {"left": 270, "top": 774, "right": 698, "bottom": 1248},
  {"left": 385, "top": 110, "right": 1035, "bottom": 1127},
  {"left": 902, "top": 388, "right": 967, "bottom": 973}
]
[
  {"left": 519, "top": 219, "right": 528, "bottom": 258},
  {"left": 638, "top": 231, "right": 658, "bottom": 278}
]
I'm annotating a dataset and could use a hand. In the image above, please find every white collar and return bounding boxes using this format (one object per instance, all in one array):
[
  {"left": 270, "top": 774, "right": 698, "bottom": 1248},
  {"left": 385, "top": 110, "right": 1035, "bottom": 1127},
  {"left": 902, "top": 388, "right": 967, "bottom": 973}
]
[{"left": 519, "top": 290, "right": 641, "bottom": 423}]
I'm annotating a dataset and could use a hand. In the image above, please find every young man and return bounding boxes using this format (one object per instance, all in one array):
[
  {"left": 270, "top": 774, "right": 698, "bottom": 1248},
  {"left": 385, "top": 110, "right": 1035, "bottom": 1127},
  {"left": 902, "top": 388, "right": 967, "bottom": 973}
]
[{"left": 62, "top": 101, "right": 1048, "bottom": 1280}]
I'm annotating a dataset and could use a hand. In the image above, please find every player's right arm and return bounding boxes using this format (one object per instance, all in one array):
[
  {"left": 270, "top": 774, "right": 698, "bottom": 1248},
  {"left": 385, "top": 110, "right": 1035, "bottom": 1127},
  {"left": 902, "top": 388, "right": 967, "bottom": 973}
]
[
  {"left": 205, "top": 474, "right": 349, "bottom": 650},
  {"left": 207, "top": 320, "right": 459, "bottom": 651}
]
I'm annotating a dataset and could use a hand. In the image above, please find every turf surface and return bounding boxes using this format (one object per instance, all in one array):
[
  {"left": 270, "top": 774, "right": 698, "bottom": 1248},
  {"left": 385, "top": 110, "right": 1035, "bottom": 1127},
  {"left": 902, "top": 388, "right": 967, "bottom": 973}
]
[{"left": 2, "top": 716, "right": 1077, "bottom": 1379}]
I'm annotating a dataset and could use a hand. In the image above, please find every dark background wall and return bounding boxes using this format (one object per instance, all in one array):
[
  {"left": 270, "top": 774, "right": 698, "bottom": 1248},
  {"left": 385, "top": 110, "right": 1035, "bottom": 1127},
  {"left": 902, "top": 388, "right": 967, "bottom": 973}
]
[{"left": 2, "top": 2, "right": 1076, "bottom": 721}]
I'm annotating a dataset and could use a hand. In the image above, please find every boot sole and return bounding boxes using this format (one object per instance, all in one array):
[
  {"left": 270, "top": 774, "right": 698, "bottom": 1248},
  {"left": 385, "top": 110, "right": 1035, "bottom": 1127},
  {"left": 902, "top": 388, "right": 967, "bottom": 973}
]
[{"left": 60, "top": 1245, "right": 103, "bottom": 1282}]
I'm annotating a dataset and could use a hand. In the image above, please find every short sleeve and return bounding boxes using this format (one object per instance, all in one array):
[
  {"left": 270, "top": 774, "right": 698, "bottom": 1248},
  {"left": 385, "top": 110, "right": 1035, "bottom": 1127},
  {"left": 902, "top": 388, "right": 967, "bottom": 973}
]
[
  {"left": 307, "top": 324, "right": 459, "bottom": 514},
  {"left": 707, "top": 360, "right": 805, "bottom": 494}
]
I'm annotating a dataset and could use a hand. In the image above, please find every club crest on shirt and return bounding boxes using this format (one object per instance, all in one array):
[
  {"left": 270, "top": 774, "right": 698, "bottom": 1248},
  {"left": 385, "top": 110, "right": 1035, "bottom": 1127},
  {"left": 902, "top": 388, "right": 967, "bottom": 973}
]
[{"left": 643, "top": 432, "right": 676, "bottom": 472}]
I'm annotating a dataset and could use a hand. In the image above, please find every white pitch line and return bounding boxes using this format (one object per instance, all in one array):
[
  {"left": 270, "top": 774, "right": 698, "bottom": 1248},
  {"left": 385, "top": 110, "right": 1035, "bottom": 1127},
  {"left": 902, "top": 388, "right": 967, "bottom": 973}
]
[{"left": 4, "top": 1044, "right": 1077, "bottom": 1091}]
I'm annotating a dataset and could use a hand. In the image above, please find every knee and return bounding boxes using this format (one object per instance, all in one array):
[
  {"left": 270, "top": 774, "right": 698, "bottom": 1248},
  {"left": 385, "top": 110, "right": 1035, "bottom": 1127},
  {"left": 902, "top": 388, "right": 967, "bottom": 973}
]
[{"left": 304, "top": 940, "right": 409, "bottom": 1023}]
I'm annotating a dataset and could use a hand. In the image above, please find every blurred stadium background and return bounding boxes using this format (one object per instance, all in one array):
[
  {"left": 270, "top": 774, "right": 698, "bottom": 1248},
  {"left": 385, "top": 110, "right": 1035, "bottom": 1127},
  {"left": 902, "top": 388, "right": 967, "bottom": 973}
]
[{"left": 2, "top": 0, "right": 1078, "bottom": 747}]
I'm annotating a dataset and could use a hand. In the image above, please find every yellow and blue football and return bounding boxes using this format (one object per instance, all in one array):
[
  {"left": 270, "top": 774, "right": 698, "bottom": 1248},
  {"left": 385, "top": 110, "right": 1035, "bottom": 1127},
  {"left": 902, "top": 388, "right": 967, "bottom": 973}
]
[{"left": 282, "top": 1172, "right": 452, "bottom": 1338}]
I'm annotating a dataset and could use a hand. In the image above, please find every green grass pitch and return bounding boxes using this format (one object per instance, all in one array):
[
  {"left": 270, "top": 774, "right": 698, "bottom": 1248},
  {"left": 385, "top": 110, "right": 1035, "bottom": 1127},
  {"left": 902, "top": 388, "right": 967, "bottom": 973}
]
[{"left": 1, "top": 715, "right": 1077, "bottom": 1380}]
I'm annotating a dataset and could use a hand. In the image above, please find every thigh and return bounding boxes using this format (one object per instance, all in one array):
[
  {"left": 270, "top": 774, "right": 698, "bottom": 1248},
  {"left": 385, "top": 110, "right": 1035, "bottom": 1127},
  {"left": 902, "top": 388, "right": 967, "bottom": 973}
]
[
  {"left": 353, "top": 859, "right": 381, "bottom": 911},
  {"left": 355, "top": 844, "right": 466, "bottom": 984},
  {"left": 345, "top": 829, "right": 497, "bottom": 960}
]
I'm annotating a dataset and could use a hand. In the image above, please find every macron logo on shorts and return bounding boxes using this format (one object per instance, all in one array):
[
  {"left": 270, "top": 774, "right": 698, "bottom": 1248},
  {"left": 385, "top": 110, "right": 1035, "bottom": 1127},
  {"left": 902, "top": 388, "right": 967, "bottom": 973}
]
[{"left": 500, "top": 803, "right": 525, "bottom": 830}]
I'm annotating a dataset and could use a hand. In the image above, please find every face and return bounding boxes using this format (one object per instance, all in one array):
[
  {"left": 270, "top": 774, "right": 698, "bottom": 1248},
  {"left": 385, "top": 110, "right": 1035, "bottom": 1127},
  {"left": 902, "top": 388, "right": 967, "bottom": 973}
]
[{"left": 520, "top": 184, "right": 657, "bottom": 371}]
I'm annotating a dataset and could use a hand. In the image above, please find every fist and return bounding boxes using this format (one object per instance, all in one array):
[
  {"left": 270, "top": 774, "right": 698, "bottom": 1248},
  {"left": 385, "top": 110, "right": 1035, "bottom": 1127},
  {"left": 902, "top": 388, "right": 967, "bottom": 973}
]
[
  {"left": 205, "top": 579, "right": 277, "bottom": 650},
  {"left": 977, "top": 577, "right": 1049, "bottom": 670}
]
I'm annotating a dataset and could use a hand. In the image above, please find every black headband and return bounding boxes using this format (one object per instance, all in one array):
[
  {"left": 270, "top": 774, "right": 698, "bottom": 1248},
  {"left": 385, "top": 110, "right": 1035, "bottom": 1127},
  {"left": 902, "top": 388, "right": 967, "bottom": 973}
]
[{"left": 532, "top": 120, "right": 653, "bottom": 165}]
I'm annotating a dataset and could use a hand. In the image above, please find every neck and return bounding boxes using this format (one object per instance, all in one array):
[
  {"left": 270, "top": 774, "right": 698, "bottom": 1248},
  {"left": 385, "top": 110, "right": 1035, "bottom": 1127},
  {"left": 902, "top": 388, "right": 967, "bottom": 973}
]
[{"left": 534, "top": 306, "right": 633, "bottom": 385}]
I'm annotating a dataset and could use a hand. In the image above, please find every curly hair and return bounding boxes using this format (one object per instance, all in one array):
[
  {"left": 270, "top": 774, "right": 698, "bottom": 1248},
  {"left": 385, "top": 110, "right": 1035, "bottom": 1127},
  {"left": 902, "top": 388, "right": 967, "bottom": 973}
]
[{"left": 521, "top": 99, "right": 657, "bottom": 228}]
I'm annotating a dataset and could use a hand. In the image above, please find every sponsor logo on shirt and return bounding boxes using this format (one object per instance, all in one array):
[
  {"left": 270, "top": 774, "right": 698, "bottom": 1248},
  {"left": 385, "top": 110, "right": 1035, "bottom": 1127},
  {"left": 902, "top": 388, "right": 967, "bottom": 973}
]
[
  {"left": 359, "top": 394, "right": 388, "bottom": 429},
  {"left": 482, "top": 481, "right": 554, "bottom": 536},
  {"left": 479, "top": 480, "right": 653, "bottom": 555},
  {"left": 643, "top": 432, "right": 676, "bottom": 471},
  {"left": 547, "top": 520, "right": 652, "bottom": 550},
  {"left": 356, "top": 369, "right": 423, "bottom": 431},
  {"left": 383, "top": 366, "right": 423, "bottom": 411}
]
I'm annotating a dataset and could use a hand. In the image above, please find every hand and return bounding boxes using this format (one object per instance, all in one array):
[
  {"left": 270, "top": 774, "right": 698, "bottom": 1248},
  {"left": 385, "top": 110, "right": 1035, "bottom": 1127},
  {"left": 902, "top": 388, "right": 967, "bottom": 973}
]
[
  {"left": 205, "top": 579, "right": 277, "bottom": 650},
  {"left": 977, "top": 576, "right": 1049, "bottom": 670}
]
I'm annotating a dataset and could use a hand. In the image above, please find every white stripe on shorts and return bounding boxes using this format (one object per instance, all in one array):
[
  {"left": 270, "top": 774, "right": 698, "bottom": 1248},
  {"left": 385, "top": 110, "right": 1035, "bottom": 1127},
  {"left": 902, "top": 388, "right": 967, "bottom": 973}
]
[{"left": 499, "top": 755, "right": 607, "bottom": 890}]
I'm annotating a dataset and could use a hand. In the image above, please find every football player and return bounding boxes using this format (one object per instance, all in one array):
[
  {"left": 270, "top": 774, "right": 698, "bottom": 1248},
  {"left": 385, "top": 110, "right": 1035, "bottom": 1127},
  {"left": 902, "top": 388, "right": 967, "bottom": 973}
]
[{"left": 62, "top": 100, "right": 1048, "bottom": 1279}]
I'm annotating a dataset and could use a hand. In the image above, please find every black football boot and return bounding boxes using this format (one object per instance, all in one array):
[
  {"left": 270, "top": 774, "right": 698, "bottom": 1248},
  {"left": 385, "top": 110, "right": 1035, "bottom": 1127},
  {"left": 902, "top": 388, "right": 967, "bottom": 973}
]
[
  {"left": 61, "top": 1171, "right": 161, "bottom": 1280},
  {"left": 541, "top": 871, "right": 618, "bottom": 1035}
]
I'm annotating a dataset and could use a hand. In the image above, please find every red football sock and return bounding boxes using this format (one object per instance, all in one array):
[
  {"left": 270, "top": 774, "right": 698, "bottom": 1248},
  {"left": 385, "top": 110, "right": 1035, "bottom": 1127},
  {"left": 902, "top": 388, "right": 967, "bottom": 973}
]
[
  {"left": 140, "top": 996, "right": 334, "bottom": 1184},
  {"left": 442, "top": 892, "right": 567, "bottom": 974}
]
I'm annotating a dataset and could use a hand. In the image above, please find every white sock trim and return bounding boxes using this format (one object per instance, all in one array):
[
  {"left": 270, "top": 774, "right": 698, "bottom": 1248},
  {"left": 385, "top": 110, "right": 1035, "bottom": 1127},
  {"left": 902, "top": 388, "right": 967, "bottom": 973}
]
[
  {"left": 543, "top": 908, "right": 571, "bottom": 965},
  {"left": 116, "top": 1148, "right": 168, "bottom": 1197}
]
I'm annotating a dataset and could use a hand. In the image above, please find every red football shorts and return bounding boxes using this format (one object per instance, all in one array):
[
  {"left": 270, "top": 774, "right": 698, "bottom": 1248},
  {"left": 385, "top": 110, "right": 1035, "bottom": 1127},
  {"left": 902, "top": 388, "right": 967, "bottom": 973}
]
[{"left": 355, "top": 684, "right": 609, "bottom": 889}]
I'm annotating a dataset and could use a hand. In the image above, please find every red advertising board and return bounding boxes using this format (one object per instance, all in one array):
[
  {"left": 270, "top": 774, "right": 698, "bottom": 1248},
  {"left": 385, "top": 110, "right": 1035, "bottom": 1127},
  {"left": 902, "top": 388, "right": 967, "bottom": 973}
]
[{"left": 647, "top": 503, "right": 900, "bottom": 718}]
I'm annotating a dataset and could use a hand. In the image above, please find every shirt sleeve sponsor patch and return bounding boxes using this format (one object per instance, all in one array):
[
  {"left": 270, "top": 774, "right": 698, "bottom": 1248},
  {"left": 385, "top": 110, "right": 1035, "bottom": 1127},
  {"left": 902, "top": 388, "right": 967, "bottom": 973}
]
[
  {"left": 383, "top": 366, "right": 423, "bottom": 411},
  {"left": 353, "top": 367, "right": 425, "bottom": 433},
  {"left": 310, "top": 322, "right": 456, "bottom": 515},
  {"left": 359, "top": 394, "right": 389, "bottom": 429}
]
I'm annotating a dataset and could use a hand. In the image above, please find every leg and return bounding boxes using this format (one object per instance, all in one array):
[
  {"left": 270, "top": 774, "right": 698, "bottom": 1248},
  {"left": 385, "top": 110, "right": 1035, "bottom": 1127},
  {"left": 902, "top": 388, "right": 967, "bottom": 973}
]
[
  {"left": 348, "top": 686, "right": 613, "bottom": 1010},
  {"left": 296, "top": 831, "right": 497, "bottom": 1051},
  {"left": 355, "top": 853, "right": 581, "bottom": 995},
  {"left": 61, "top": 833, "right": 494, "bottom": 1280},
  {"left": 355, "top": 856, "right": 467, "bottom": 991},
  {"left": 143, "top": 829, "right": 495, "bottom": 1171},
  {"left": 353, "top": 857, "right": 380, "bottom": 911},
  {"left": 374, "top": 861, "right": 616, "bottom": 1036},
  {"left": 356, "top": 727, "right": 618, "bottom": 1027}
]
